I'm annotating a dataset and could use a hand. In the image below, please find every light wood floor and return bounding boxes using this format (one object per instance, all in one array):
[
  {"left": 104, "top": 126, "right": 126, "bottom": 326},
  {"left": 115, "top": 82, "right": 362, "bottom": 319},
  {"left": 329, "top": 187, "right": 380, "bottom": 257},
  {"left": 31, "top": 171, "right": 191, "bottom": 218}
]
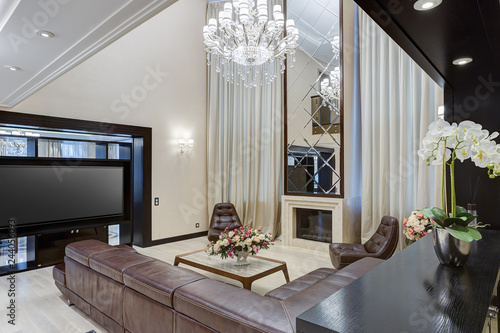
[{"left": 0, "top": 237, "right": 332, "bottom": 333}]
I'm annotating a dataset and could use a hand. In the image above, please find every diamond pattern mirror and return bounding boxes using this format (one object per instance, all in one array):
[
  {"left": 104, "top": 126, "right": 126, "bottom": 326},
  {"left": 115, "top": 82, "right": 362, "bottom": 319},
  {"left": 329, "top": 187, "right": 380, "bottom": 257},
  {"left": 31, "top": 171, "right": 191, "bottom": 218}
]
[{"left": 285, "top": 0, "right": 342, "bottom": 196}]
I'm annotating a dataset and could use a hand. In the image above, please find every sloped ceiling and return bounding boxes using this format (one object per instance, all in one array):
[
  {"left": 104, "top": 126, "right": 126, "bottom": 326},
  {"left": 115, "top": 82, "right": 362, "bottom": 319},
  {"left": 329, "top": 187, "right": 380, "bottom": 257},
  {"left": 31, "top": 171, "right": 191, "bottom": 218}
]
[{"left": 0, "top": 0, "right": 178, "bottom": 107}]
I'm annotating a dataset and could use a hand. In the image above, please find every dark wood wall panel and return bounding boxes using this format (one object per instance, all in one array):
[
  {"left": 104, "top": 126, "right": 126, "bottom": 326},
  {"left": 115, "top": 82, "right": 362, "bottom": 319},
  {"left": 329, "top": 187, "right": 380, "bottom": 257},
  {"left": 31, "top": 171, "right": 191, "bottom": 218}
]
[
  {"left": 449, "top": 74, "right": 500, "bottom": 229},
  {"left": 0, "top": 110, "right": 153, "bottom": 244},
  {"left": 354, "top": 0, "right": 500, "bottom": 229}
]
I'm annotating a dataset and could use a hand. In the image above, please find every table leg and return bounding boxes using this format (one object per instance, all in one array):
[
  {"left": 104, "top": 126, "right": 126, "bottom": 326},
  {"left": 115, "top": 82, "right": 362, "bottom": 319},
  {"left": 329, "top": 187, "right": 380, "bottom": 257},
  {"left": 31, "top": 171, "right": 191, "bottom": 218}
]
[
  {"left": 242, "top": 279, "right": 252, "bottom": 290},
  {"left": 282, "top": 264, "right": 290, "bottom": 283}
]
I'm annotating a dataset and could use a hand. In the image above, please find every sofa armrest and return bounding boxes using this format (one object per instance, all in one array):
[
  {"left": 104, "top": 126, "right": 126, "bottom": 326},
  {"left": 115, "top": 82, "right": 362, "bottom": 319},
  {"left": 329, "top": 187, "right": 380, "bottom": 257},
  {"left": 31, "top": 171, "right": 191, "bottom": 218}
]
[
  {"left": 265, "top": 267, "right": 337, "bottom": 300},
  {"left": 114, "top": 244, "right": 137, "bottom": 253},
  {"left": 334, "top": 257, "right": 385, "bottom": 279},
  {"left": 274, "top": 258, "right": 385, "bottom": 331}
]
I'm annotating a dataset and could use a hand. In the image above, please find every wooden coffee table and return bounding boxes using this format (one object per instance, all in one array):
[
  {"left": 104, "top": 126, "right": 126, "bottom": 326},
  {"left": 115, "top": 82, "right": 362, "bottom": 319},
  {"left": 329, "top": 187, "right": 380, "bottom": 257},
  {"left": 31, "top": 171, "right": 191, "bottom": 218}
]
[{"left": 174, "top": 249, "right": 290, "bottom": 290}]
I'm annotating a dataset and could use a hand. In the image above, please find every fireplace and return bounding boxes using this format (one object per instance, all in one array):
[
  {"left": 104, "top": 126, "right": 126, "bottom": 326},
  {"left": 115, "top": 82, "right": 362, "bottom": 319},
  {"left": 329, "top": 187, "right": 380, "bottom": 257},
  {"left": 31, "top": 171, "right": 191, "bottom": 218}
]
[
  {"left": 295, "top": 208, "right": 332, "bottom": 243},
  {"left": 282, "top": 195, "right": 347, "bottom": 249}
]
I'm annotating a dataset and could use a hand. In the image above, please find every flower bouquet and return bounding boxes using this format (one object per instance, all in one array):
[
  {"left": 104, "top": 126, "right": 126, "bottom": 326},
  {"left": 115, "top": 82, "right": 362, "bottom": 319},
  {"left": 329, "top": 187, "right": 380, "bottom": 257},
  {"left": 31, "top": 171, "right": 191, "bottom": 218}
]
[
  {"left": 206, "top": 225, "right": 274, "bottom": 265},
  {"left": 403, "top": 210, "right": 435, "bottom": 245},
  {"left": 417, "top": 119, "right": 497, "bottom": 243}
]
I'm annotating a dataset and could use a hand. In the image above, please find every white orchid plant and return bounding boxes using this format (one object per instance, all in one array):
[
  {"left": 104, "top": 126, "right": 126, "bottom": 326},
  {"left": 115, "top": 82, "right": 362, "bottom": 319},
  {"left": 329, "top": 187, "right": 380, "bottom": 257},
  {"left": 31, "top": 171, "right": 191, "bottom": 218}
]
[{"left": 417, "top": 119, "right": 498, "bottom": 242}]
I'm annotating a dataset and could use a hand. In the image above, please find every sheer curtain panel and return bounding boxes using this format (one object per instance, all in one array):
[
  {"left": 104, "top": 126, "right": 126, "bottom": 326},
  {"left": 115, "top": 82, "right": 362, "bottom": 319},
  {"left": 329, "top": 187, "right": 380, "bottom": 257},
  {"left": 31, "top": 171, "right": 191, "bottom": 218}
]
[
  {"left": 206, "top": 0, "right": 284, "bottom": 235},
  {"left": 358, "top": 8, "right": 443, "bottom": 250}
]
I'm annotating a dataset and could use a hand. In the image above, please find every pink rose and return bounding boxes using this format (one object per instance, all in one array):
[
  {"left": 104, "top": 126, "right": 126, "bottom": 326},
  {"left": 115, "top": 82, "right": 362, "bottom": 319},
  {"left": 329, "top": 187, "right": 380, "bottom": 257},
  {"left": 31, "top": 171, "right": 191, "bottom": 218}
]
[{"left": 228, "top": 252, "right": 234, "bottom": 258}]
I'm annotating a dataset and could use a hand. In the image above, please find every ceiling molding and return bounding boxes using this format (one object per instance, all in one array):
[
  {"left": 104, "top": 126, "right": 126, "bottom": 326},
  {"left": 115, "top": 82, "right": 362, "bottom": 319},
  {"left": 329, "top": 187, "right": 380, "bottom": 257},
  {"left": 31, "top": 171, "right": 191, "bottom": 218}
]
[{"left": 0, "top": 0, "right": 178, "bottom": 107}]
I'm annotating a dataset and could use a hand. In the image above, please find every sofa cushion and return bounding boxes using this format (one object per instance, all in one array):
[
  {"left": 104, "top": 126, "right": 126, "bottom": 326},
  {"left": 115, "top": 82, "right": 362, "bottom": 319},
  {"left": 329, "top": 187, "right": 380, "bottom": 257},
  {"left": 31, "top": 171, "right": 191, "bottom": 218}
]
[
  {"left": 123, "top": 287, "right": 174, "bottom": 333},
  {"left": 65, "top": 257, "right": 125, "bottom": 325},
  {"left": 123, "top": 260, "right": 206, "bottom": 307},
  {"left": 265, "top": 267, "right": 337, "bottom": 300},
  {"left": 174, "top": 313, "right": 218, "bottom": 333},
  {"left": 174, "top": 279, "right": 294, "bottom": 333},
  {"left": 66, "top": 239, "right": 116, "bottom": 267},
  {"left": 88, "top": 249, "right": 154, "bottom": 283}
]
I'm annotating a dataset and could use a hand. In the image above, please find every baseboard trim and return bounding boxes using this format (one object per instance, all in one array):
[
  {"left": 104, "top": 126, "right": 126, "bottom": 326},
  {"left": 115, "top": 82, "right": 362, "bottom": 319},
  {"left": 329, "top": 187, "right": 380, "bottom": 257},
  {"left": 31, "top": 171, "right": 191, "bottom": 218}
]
[{"left": 147, "top": 231, "right": 208, "bottom": 247}]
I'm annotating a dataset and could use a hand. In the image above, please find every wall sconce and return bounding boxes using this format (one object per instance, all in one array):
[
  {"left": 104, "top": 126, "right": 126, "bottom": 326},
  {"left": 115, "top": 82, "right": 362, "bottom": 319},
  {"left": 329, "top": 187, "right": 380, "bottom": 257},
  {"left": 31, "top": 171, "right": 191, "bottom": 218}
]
[{"left": 178, "top": 139, "right": 194, "bottom": 156}]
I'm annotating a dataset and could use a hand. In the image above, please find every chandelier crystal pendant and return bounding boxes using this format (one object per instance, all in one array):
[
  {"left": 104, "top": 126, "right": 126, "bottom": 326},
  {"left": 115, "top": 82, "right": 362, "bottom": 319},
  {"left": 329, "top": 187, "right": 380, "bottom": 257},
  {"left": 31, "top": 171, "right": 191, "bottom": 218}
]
[
  {"left": 203, "top": 0, "right": 299, "bottom": 87},
  {"left": 320, "top": 67, "right": 341, "bottom": 114}
]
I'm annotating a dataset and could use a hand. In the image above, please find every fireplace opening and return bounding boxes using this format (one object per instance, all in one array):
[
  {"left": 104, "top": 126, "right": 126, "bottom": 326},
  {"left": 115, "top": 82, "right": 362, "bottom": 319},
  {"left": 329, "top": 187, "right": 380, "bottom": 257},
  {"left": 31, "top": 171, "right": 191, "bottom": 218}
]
[{"left": 296, "top": 208, "right": 332, "bottom": 243}]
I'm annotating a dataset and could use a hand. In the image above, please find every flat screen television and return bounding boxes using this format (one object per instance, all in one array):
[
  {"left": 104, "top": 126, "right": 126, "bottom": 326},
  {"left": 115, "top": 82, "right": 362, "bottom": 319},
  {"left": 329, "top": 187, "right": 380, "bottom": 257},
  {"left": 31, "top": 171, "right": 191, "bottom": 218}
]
[{"left": 0, "top": 165, "right": 124, "bottom": 228}]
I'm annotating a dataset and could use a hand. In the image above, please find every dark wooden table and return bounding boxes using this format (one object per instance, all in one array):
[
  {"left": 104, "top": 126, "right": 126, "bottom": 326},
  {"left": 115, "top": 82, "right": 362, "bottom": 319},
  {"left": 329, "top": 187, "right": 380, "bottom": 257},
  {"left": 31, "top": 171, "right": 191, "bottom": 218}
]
[{"left": 297, "top": 229, "right": 500, "bottom": 333}]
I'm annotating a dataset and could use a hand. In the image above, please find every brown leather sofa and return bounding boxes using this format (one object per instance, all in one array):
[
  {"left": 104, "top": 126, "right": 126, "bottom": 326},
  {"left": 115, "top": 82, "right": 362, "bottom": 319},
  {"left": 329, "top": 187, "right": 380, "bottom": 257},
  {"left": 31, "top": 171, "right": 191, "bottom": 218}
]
[
  {"left": 208, "top": 203, "right": 243, "bottom": 242},
  {"left": 53, "top": 239, "right": 384, "bottom": 333},
  {"left": 329, "top": 215, "right": 399, "bottom": 269}
]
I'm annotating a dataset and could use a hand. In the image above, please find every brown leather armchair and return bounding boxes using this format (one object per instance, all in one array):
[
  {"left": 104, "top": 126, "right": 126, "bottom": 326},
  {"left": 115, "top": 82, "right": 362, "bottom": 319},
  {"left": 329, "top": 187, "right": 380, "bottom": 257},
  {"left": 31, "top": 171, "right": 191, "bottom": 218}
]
[
  {"left": 207, "top": 203, "right": 243, "bottom": 242},
  {"left": 329, "top": 215, "right": 399, "bottom": 269}
]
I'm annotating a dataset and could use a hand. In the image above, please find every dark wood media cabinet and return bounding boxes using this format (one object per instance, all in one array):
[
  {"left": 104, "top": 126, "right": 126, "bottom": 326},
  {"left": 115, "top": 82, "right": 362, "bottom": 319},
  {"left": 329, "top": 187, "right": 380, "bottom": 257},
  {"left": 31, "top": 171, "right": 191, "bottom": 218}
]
[
  {"left": 297, "top": 229, "right": 500, "bottom": 333},
  {"left": 36, "top": 226, "right": 108, "bottom": 267},
  {"left": 0, "top": 225, "right": 112, "bottom": 276}
]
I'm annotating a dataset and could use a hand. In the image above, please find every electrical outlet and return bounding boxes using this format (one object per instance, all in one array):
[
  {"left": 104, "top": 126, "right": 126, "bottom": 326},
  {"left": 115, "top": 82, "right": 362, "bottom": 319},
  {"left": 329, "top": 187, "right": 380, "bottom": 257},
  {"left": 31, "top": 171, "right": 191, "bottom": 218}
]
[
  {"left": 195, "top": 223, "right": 200, "bottom": 228},
  {"left": 154, "top": 197, "right": 159, "bottom": 206}
]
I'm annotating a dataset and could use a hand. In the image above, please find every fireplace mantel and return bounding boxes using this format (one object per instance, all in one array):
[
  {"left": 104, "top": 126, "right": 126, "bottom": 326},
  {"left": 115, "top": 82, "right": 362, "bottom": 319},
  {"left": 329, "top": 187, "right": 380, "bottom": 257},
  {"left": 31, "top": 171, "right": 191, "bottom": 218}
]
[{"left": 282, "top": 195, "right": 349, "bottom": 250}]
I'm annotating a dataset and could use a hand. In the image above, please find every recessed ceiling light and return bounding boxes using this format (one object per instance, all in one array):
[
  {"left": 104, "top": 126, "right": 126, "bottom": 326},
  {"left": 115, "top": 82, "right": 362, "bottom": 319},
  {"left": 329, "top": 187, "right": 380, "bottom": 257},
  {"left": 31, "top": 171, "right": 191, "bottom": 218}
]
[
  {"left": 36, "top": 30, "right": 55, "bottom": 38},
  {"left": 414, "top": 0, "right": 442, "bottom": 11},
  {"left": 0, "top": 0, "right": 20, "bottom": 33},
  {"left": 5, "top": 65, "right": 21, "bottom": 71},
  {"left": 452, "top": 57, "right": 473, "bottom": 66}
]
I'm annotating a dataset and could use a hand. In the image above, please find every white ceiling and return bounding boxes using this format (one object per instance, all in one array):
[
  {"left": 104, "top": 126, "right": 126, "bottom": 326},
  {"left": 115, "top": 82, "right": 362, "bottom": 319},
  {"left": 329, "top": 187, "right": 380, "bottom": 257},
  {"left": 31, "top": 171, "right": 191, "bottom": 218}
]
[{"left": 0, "top": 0, "right": 178, "bottom": 107}]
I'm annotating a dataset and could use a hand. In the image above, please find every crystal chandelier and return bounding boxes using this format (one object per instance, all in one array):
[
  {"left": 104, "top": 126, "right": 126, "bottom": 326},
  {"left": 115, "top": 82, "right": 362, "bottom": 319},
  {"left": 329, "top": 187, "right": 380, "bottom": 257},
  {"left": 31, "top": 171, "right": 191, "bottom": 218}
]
[
  {"left": 0, "top": 138, "right": 27, "bottom": 156},
  {"left": 203, "top": 0, "right": 299, "bottom": 87},
  {"left": 320, "top": 67, "right": 340, "bottom": 113}
]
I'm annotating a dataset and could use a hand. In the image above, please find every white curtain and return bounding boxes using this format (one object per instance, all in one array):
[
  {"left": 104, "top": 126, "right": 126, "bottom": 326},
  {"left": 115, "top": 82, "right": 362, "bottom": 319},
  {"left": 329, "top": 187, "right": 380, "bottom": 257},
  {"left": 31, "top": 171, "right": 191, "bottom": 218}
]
[
  {"left": 38, "top": 139, "right": 62, "bottom": 157},
  {"left": 61, "top": 141, "right": 96, "bottom": 158},
  {"left": 38, "top": 139, "right": 96, "bottom": 158},
  {"left": 206, "top": 1, "right": 283, "bottom": 235},
  {"left": 108, "top": 144, "right": 120, "bottom": 159},
  {"left": 358, "top": 8, "right": 443, "bottom": 249}
]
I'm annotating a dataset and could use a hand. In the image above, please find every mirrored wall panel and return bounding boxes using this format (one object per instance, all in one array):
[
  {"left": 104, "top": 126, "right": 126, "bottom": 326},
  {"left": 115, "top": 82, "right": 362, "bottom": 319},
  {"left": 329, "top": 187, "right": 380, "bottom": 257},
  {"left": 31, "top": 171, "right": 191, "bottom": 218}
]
[{"left": 286, "top": 0, "right": 342, "bottom": 196}]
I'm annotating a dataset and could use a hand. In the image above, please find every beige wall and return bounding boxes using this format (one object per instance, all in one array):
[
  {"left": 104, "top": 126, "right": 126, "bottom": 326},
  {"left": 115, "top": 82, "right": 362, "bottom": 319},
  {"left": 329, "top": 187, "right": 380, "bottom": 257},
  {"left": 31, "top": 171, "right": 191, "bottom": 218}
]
[{"left": 7, "top": 0, "right": 209, "bottom": 241}]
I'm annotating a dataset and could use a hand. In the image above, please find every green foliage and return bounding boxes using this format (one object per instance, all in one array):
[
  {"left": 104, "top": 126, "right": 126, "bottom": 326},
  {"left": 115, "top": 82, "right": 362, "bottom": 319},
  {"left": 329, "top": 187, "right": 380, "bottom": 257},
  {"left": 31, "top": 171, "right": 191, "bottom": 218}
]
[{"left": 421, "top": 205, "right": 485, "bottom": 243}]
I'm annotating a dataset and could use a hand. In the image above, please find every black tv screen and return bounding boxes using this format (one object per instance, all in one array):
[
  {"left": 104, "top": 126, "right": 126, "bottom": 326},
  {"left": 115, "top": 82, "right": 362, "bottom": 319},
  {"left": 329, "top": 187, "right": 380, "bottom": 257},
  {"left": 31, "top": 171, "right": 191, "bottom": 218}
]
[{"left": 0, "top": 165, "right": 124, "bottom": 227}]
